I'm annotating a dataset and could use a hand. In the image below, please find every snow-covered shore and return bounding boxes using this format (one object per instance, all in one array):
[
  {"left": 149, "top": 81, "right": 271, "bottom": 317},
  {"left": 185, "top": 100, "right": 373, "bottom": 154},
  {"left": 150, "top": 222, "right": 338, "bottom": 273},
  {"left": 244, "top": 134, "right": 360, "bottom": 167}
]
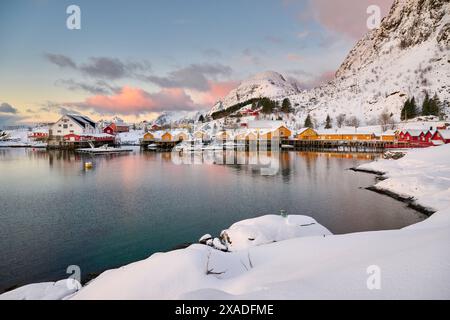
[{"left": 2, "top": 145, "right": 450, "bottom": 300}]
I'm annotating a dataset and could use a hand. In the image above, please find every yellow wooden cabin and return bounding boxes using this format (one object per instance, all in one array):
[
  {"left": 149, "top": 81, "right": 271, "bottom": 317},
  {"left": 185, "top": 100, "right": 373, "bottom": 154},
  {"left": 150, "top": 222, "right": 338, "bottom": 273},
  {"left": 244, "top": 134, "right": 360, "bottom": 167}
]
[
  {"left": 379, "top": 131, "right": 397, "bottom": 141},
  {"left": 295, "top": 128, "right": 319, "bottom": 140},
  {"left": 161, "top": 132, "right": 173, "bottom": 142},
  {"left": 193, "top": 130, "right": 209, "bottom": 141},
  {"left": 272, "top": 125, "right": 292, "bottom": 139},
  {"left": 173, "top": 131, "right": 189, "bottom": 142},
  {"left": 258, "top": 130, "right": 272, "bottom": 141},
  {"left": 319, "top": 132, "right": 375, "bottom": 141},
  {"left": 142, "top": 132, "right": 155, "bottom": 141},
  {"left": 246, "top": 131, "right": 258, "bottom": 141},
  {"left": 216, "top": 131, "right": 231, "bottom": 141}
]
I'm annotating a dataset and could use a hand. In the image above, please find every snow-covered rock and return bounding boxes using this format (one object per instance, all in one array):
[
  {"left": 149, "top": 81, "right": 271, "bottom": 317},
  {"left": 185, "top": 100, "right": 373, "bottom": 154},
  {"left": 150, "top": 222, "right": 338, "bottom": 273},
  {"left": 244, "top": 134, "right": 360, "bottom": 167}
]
[{"left": 220, "top": 215, "right": 331, "bottom": 251}]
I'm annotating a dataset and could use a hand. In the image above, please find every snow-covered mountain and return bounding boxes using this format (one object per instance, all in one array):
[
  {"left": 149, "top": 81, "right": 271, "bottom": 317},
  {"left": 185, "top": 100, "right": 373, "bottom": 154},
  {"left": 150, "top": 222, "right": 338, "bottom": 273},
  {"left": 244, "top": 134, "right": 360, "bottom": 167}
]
[
  {"left": 153, "top": 110, "right": 203, "bottom": 126},
  {"left": 208, "top": 0, "right": 450, "bottom": 125},
  {"left": 208, "top": 71, "right": 300, "bottom": 115}
]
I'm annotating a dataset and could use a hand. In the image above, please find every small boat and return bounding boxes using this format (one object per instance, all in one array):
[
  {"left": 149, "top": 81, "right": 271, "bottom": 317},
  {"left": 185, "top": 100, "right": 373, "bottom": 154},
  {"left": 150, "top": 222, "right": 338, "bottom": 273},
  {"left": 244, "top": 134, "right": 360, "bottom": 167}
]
[
  {"left": 281, "top": 144, "right": 294, "bottom": 150},
  {"left": 77, "top": 144, "right": 133, "bottom": 154},
  {"left": 148, "top": 143, "right": 158, "bottom": 151},
  {"left": 203, "top": 143, "right": 224, "bottom": 151},
  {"left": 84, "top": 162, "right": 93, "bottom": 169}
]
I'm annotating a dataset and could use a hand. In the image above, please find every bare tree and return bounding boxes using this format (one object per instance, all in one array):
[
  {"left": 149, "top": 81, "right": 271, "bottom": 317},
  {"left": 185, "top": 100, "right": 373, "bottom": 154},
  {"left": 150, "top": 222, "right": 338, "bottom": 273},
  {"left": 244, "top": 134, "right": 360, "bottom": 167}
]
[
  {"left": 336, "top": 114, "right": 346, "bottom": 128},
  {"left": 345, "top": 116, "right": 361, "bottom": 128},
  {"left": 378, "top": 111, "right": 391, "bottom": 132}
]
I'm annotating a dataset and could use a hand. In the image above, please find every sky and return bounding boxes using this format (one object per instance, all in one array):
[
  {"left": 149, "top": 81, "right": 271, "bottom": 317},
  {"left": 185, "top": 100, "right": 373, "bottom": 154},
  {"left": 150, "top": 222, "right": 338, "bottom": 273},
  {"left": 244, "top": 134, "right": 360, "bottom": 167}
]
[{"left": 0, "top": 0, "right": 394, "bottom": 126}]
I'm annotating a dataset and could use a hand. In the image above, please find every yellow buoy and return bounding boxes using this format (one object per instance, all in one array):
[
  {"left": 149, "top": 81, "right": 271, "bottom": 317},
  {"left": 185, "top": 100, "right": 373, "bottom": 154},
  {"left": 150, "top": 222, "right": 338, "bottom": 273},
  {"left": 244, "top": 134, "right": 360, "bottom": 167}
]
[{"left": 84, "top": 162, "right": 93, "bottom": 169}]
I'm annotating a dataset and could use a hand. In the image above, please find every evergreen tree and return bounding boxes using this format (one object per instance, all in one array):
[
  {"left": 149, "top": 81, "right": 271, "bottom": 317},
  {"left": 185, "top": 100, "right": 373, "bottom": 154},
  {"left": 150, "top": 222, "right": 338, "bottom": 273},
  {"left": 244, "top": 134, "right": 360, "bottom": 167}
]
[
  {"left": 400, "top": 99, "right": 410, "bottom": 120},
  {"left": 409, "top": 97, "right": 418, "bottom": 119},
  {"left": 430, "top": 93, "right": 441, "bottom": 116},
  {"left": 304, "top": 114, "right": 313, "bottom": 128},
  {"left": 325, "top": 114, "right": 332, "bottom": 129},
  {"left": 281, "top": 98, "right": 293, "bottom": 113},
  {"left": 401, "top": 97, "right": 418, "bottom": 120},
  {"left": 422, "top": 92, "right": 431, "bottom": 116},
  {"left": 198, "top": 114, "right": 205, "bottom": 123}
]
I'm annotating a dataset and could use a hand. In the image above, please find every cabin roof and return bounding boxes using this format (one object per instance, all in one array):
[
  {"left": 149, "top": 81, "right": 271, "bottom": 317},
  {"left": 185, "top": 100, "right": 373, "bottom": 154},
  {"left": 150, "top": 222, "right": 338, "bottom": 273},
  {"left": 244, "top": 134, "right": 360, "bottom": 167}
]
[
  {"left": 406, "top": 129, "right": 425, "bottom": 137},
  {"left": 437, "top": 130, "right": 450, "bottom": 139},
  {"left": 317, "top": 128, "right": 374, "bottom": 135},
  {"left": 67, "top": 114, "right": 96, "bottom": 129},
  {"left": 247, "top": 120, "right": 285, "bottom": 130}
]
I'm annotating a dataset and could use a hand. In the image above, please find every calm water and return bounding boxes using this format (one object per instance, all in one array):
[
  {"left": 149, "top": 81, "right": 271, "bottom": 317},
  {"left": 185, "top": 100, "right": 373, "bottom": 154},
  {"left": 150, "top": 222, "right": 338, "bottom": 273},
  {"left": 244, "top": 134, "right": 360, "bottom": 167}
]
[{"left": 0, "top": 148, "right": 426, "bottom": 291}]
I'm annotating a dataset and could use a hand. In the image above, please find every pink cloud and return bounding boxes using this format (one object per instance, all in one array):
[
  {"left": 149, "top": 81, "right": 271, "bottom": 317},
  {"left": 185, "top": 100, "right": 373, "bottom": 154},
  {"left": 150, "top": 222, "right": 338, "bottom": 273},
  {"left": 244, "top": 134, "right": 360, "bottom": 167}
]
[
  {"left": 287, "top": 53, "right": 303, "bottom": 62},
  {"left": 307, "top": 0, "right": 394, "bottom": 39},
  {"left": 80, "top": 86, "right": 197, "bottom": 114},
  {"left": 193, "top": 80, "right": 239, "bottom": 106}
]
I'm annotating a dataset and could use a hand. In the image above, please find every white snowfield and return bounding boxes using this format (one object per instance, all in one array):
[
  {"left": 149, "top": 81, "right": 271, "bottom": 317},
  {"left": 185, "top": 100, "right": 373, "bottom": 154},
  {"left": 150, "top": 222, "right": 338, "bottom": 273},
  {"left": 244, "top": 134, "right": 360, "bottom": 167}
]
[{"left": 2, "top": 145, "right": 450, "bottom": 300}]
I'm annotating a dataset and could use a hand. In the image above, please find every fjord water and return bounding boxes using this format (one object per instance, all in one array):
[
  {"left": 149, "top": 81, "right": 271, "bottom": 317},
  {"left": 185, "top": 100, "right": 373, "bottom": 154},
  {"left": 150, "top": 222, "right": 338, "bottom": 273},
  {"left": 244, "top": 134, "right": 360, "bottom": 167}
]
[{"left": 0, "top": 148, "right": 425, "bottom": 291}]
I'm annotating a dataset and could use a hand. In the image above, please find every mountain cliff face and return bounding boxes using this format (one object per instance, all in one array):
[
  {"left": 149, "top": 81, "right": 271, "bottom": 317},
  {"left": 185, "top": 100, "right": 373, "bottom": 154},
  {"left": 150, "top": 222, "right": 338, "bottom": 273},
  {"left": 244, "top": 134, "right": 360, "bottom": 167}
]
[{"left": 208, "top": 0, "right": 450, "bottom": 124}]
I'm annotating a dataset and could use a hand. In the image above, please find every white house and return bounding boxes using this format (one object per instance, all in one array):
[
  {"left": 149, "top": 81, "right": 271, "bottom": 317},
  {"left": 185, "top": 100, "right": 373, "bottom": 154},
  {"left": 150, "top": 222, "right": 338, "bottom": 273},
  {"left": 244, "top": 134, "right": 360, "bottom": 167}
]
[{"left": 49, "top": 114, "right": 97, "bottom": 137}]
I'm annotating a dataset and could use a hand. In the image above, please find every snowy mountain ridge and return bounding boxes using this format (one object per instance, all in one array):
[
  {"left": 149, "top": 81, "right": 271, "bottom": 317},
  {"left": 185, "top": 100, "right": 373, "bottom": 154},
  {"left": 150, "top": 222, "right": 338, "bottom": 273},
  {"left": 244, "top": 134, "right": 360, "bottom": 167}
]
[{"left": 207, "top": 0, "right": 450, "bottom": 125}]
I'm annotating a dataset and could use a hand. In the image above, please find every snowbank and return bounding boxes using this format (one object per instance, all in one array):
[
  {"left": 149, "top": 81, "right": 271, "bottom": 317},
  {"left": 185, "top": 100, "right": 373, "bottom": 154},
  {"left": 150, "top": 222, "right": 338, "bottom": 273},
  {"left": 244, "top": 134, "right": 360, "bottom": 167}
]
[
  {"left": 0, "top": 280, "right": 80, "bottom": 300},
  {"left": 358, "top": 145, "right": 450, "bottom": 212},
  {"left": 117, "top": 130, "right": 144, "bottom": 145}
]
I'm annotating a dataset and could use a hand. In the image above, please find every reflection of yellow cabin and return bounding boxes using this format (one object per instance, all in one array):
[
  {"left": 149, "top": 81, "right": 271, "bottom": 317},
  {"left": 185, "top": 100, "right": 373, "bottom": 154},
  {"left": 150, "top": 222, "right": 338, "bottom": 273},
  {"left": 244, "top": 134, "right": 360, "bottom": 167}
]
[
  {"left": 246, "top": 131, "right": 258, "bottom": 141},
  {"left": 161, "top": 132, "right": 173, "bottom": 142},
  {"left": 216, "top": 131, "right": 231, "bottom": 140},
  {"left": 272, "top": 125, "right": 292, "bottom": 139},
  {"left": 142, "top": 132, "right": 154, "bottom": 141},
  {"left": 296, "top": 128, "right": 318, "bottom": 140},
  {"left": 194, "top": 131, "right": 209, "bottom": 141},
  {"left": 235, "top": 132, "right": 246, "bottom": 141},
  {"left": 259, "top": 130, "right": 272, "bottom": 140},
  {"left": 174, "top": 131, "right": 189, "bottom": 141}
]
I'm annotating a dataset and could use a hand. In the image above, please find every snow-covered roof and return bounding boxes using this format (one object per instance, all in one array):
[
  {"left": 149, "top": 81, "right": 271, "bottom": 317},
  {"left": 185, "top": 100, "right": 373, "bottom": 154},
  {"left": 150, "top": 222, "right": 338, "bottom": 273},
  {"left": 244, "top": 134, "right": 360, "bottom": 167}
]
[
  {"left": 67, "top": 114, "right": 96, "bottom": 129},
  {"left": 381, "top": 129, "right": 397, "bottom": 136},
  {"left": 437, "top": 130, "right": 450, "bottom": 140},
  {"left": 247, "top": 120, "right": 286, "bottom": 130},
  {"left": 152, "top": 130, "right": 172, "bottom": 139},
  {"left": 295, "top": 127, "right": 317, "bottom": 135},
  {"left": 406, "top": 129, "right": 425, "bottom": 137},
  {"left": 79, "top": 133, "right": 114, "bottom": 138},
  {"left": 32, "top": 127, "right": 49, "bottom": 134},
  {"left": 317, "top": 128, "right": 375, "bottom": 135}
]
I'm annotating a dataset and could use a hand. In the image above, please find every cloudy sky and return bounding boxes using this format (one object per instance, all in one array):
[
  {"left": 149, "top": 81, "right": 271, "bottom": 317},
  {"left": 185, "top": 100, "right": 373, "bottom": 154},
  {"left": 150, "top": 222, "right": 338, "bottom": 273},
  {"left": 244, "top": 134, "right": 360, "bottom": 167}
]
[{"left": 0, "top": 0, "right": 394, "bottom": 126}]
